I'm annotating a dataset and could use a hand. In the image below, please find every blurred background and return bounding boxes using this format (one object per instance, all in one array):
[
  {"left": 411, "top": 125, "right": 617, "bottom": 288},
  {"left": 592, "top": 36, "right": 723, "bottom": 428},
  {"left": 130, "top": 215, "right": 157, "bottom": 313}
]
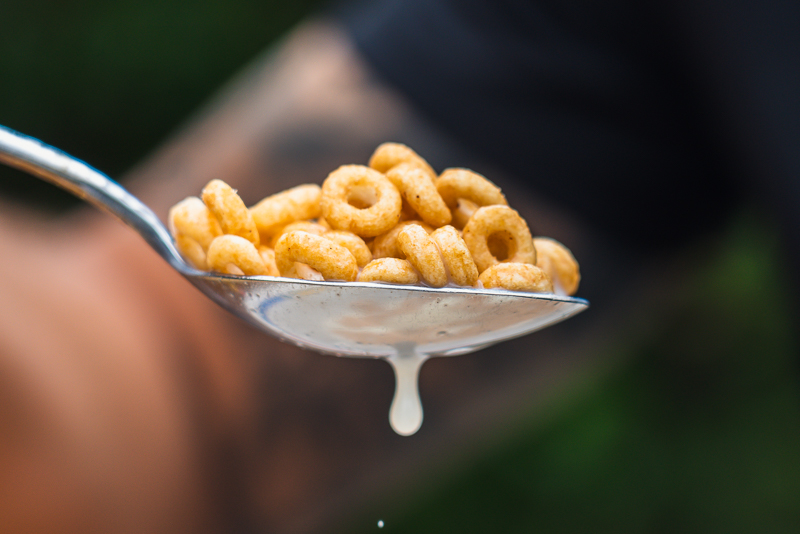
[{"left": 1, "top": 1, "right": 799, "bottom": 533}]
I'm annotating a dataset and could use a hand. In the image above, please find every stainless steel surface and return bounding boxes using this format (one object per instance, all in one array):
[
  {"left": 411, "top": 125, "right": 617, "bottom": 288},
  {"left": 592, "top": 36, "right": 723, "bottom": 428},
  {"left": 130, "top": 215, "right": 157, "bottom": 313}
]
[{"left": 0, "top": 124, "right": 588, "bottom": 434}]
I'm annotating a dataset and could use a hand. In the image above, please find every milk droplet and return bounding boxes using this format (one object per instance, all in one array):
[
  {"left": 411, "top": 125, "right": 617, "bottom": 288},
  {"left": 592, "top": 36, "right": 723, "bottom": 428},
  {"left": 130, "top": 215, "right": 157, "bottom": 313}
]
[{"left": 385, "top": 348, "right": 427, "bottom": 436}]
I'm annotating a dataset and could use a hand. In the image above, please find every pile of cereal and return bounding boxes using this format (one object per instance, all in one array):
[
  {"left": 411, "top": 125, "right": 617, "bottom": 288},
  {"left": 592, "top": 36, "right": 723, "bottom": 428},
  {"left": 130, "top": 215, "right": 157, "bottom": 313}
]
[{"left": 168, "top": 143, "right": 580, "bottom": 295}]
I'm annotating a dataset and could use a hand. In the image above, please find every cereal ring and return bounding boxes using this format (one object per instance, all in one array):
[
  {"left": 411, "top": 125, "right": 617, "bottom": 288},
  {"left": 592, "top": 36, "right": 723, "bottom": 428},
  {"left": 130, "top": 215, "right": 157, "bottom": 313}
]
[
  {"left": 285, "top": 262, "right": 325, "bottom": 281},
  {"left": 206, "top": 235, "right": 268, "bottom": 276},
  {"left": 249, "top": 184, "right": 322, "bottom": 238},
  {"left": 368, "top": 142, "right": 436, "bottom": 182},
  {"left": 436, "top": 168, "right": 508, "bottom": 211},
  {"left": 533, "top": 237, "right": 581, "bottom": 296},
  {"left": 463, "top": 205, "right": 536, "bottom": 273},
  {"left": 202, "top": 179, "right": 260, "bottom": 246},
  {"left": 371, "top": 220, "right": 434, "bottom": 259},
  {"left": 257, "top": 246, "right": 281, "bottom": 277},
  {"left": 320, "top": 165, "right": 402, "bottom": 237},
  {"left": 174, "top": 235, "right": 207, "bottom": 270},
  {"left": 386, "top": 162, "right": 452, "bottom": 227},
  {"left": 323, "top": 230, "right": 373, "bottom": 268},
  {"left": 274, "top": 231, "right": 358, "bottom": 281},
  {"left": 478, "top": 263, "right": 553, "bottom": 293},
  {"left": 397, "top": 224, "right": 448, "bottom": 287},
  {"left": 451, "top": 198, "right": 479, "bottom": 230},
  {"left": 358, "top": 258, "right": 419, "bottom": 285},
  {"left": 168, "top": 196, "right": 222, "bottom": 249},
  {"left": 430, "top": 225, "right": 479, "bottom": 287},
  {"left": 268, "top": 220, "right": 328, "bottom": 248}
]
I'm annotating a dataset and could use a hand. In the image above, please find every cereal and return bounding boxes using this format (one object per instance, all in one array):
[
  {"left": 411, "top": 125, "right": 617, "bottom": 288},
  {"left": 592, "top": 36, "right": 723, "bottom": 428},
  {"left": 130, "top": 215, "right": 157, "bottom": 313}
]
[
  {"left": 202, "top": 179, "right": 260, "bottom": 246},
  {"left": 436, "top": 168, "right": 507, "bottom": 211},
  {"left": 451, "top": 198, "right": 479, "bottom": 230},
  {"left": 386, "top": 162, "right": 451, "bottom": 227},
  {"left": 358, "top": 258, "right": 419, "bottom": 284},
  {"left": 250, "top": 184, "right": 322, "bottom": 239},
  {"left": 168, "top": 196, "right": 222, "bottom": 249},
  {"left": 462, "top": 205, "right": 536, "bottom": 273},
  {"left": 322, "top": 230, "right": 373, "bottom": 268},
  {"left": 267, "top": 220, "right": 328, "bottom": 248},
  {"left": 397, "top": 224, "right": 448, "bottom": 287},
  {"left": 320, "top": 165, "right": 402, "bottom": 237},
  {"left": 206, "top": 234, "right": 268, "bottom": 276},
  {"left": 369, "top": 142, "right": 436, "bottom": 182},
  {"left": 533, "top": 237, "right": 580, "bottom": 296},
  {"left": 257, "top": 246, "right": 281, "bottom": 277},
  {"left": 371, "top": 220, "right": 435, "bottom": 259},
  {"left": 274, "top": 230, "right": 358, "bottom": 282},
  {"left": 174, "top": 235, "right": 208, "bottom": 270},
  {"left": 170, "top": 143, "right": 580, "bottom": 295},
  {"left": 478, "top": 263, "right": 553, "bottom": 293},
  {"left": 430, "top": 225, "right": 479, "bottom": 287}
]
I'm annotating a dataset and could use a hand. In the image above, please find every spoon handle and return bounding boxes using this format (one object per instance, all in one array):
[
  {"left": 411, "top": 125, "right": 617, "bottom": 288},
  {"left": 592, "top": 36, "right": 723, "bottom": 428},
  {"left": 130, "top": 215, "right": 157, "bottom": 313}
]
[{"left": 0, "top": 125, "right": 187, "bottom": 271}]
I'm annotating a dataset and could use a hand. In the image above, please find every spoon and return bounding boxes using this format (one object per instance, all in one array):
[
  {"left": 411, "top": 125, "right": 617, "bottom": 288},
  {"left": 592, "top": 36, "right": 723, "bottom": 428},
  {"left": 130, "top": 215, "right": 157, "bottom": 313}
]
[{"left": 0, "top": 125, "right": 588, "bottom": 435}]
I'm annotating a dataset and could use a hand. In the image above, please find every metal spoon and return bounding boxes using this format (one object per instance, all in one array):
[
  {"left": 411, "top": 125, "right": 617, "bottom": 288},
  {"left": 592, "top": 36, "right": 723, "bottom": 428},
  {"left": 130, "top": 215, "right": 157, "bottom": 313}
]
[{"left": 0, "top": 125, "right": 588, "bottom": 435}]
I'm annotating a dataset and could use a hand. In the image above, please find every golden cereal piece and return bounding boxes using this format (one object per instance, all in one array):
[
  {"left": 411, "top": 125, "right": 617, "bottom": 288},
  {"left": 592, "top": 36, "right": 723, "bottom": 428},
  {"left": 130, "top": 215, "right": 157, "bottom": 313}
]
[
  {"left": 436, "top": 168, "right": 508, "bottom": 211},
  {"left": 358, "top": 258, "right": 420, "bottom": 285},
  {"left": 386, "top": 162, "right": 452, "bottom": 227},
  {"left": 206, "top": 234, "right": 268, "bottom": 276},
  {"left": 320, "top": 165, "right": 402, "bottom": 237},
  {"left": 533, "top": 237, "right": 581, "bottom": 296},
  {"left": 168, "top": 196, "right": 222, "bottom": 249},
  {"left": 274, "top": 230, "right": 358, "bottom": 281},
  {"left": 478, "top": 263, "right": 553, "bottom": 293},
  {"left": 430, "top": 225, "right": 479, "bottom": 287},
  {"left": 267, "top": 220, "right": 328, "bottom": 248},
  {"left": 174, "top": 235, "right": 208, "bottom": 270},
  {"left": 323, "top": 230, "right": 373, "bottom": 268},
  {"left": 451, "top": 198, "right": 479, "bottom": 230},
  {"left": 202, "top": 179, "right": 260, "bottom": 246},
  {"left": 397, "top": 224, "right": 448, "bottom": 288},
  {"left": 249, "top": 184, "right": 322, "bottom": 238},
  {"left": 368, "top": 142, "right": 437, "bottom": 182},
  {"left": 257, "top": 246, "right": 281, "bottom": 277},
  {"left": 463, "top": 205, "right": 536, "bottom": 273},
  {"left": 371, "top": 220, "right": 434, "bottom": 259}
]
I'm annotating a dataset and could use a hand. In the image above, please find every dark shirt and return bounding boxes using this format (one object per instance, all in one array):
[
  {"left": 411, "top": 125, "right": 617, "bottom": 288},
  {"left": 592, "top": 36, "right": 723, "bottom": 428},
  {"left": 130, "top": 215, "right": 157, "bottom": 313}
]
[{"left": 341, "top": 0, "right": 800, "bottom": 270}]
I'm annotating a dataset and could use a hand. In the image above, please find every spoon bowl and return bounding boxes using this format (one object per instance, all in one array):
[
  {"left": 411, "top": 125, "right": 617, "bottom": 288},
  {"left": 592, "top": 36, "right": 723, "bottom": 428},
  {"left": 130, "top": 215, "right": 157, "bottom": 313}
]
[{"left": 0, "top": 125, "right": 588, "bottom": 435}]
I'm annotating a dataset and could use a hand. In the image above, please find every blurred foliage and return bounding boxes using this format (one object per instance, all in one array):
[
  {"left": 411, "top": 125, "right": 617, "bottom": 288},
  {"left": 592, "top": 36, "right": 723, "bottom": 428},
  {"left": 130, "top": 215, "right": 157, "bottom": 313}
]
[
  {"left": 339, "top": 213, "right": 800, "bottom": 533},
  {"left": 0, "top": 0, "right": 322, "bottom": 212}
]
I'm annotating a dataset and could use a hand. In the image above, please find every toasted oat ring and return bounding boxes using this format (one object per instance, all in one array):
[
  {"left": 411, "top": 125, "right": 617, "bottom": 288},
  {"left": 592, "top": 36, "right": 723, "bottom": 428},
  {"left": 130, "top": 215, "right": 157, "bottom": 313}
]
[
  {"left": 174, "top": 235, "right": 208, "bottom": 270},
  {"left": 323, "top": 230, "right": 373, "bottom": 268},
  {"left": 320, "top": 165, "right": 402, "bottom": 237},
  {"left": 168, "top": 196, "right": 222, "bottom": 249},
  {"left": 268, "top": 220, "right": 328, "bottom": 248},
  {"left": 430, "top": 225, "right": 479, "bottom": 287},
  {"left": 368, "top": 142, "right": 436, "bottom": 182},
  {"left": 207, "top": 235, "right": 268, "bottom": 276},
  {"left": 274, "top": 231, "right": 358, "bottom": 281},
  {"left": 386, "top": 162, "right": 452, "bottom": 227},
  {"left": 436, "top": 168, "right": 508, "bottom": 211},
  {"left": 371, "top": 220, "right": 434, "bottom": 259},
  {"left": 479, "top": 263, "right": 553, "bottom": 293},
  {"left": 202, "top": 179, "right": 260, "bottom": 246},
  {"left": 249, "top": 184, "right": 322, "bottom": 239},
  {"left": 451, "top": 198, "right": 479, "bottom": 230},
  {"left": 358, "top": 258, "right": 419, "bottom": 285},
  {"left": 533, "top": 237, "right": 581, "bottom": 296},
  {"left": 463, "top": 205, "right": 536, "bottom": 273},
  {"left": 257, "top": 246, "right": 281, "bottom": 277},
  {"left": 397, "top": 224, "right": 448, "bottom": 287}
]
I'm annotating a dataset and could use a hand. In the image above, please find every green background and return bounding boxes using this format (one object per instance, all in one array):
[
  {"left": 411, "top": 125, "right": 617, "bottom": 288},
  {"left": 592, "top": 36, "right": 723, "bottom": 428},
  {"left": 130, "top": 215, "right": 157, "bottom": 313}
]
[{"left": 1, "top": 2, "right": 798, "bottom": 532}]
